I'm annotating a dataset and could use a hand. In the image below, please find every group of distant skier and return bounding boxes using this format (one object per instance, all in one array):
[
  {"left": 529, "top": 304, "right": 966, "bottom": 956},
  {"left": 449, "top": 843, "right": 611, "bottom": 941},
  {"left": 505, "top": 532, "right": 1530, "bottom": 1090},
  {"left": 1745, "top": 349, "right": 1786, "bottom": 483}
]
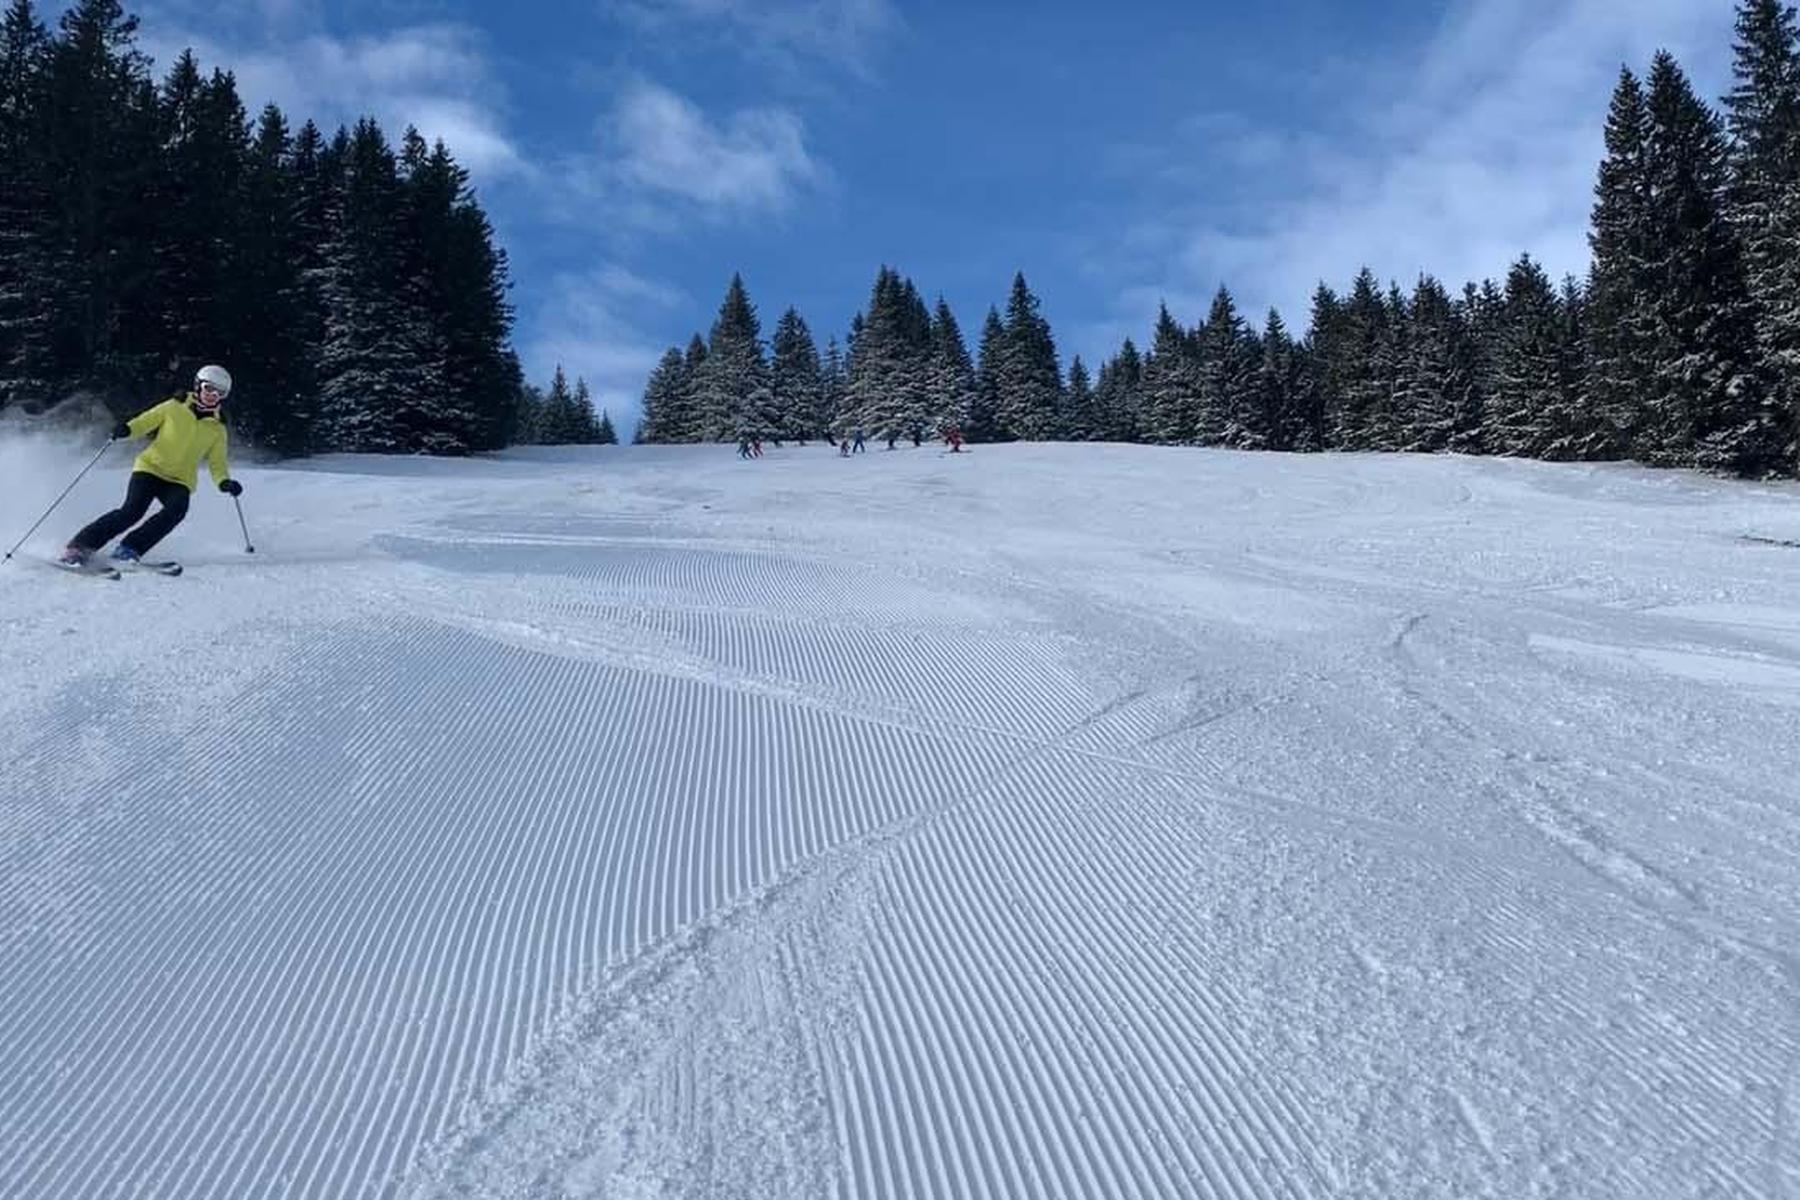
[{"left": 738, "top": 424, "right": 966, "bottom": 460}]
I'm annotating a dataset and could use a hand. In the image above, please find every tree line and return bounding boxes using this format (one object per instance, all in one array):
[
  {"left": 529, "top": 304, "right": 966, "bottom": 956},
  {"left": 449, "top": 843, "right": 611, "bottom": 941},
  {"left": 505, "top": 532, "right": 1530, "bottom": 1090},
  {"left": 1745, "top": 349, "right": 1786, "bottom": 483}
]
[
  {"left": 638, "top": 1, "right": 1800, "bottom": 479},
  {"left": 0, "top": 0, "right": 525, "bottom": 455}
]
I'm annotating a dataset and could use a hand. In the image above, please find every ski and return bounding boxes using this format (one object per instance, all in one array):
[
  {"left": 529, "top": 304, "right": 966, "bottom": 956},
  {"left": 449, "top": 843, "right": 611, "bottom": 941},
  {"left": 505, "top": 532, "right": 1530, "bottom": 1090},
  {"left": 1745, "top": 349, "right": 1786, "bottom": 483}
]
[
  {"left": 120, "top": 559, "right": 183, "bottom": 576},
  {"left": 53, "top": 558, "right": 120, "bottom": 580}
]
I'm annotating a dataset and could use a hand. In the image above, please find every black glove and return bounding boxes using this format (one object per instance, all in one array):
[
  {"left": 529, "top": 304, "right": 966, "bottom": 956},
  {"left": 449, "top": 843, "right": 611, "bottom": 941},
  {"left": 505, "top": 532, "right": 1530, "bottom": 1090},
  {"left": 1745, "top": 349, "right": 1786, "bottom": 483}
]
[
  {"left": 219, "top": 479, "right": 243, "bottom": 497},
  {"left": 111, "top": 421, "right": 130, "bottom": 440}
]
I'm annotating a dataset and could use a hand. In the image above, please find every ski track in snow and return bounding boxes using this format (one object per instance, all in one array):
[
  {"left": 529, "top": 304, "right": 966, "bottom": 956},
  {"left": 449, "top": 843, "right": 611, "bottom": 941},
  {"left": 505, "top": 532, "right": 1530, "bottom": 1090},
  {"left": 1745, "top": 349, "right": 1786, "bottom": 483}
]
[{"left": 2, "top": 442, "right": 1799, "bottom": 1198}]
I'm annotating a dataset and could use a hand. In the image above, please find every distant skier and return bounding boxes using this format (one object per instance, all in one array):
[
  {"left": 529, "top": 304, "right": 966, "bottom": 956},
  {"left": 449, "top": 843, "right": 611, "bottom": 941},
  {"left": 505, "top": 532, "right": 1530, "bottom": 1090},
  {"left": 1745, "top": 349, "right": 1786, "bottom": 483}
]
[
  {"left": 839, "top": 438, "right": 850, "bottom": 457},
  {"left": 852, "top": 427, "right": 866, "bottom": 454},
  {"left": 943, "top": 424, "right": 964, "bottom": 453},
  {"left": 885, "top": 430, "right": 897, "bottom": 451},
  {"left": 737, "top": 436, "right": 753, "bottom": 459},
  {"left": 59, "top": 365, "right": 243, "bottom": 569},
  {"left": 910, "top": 427, "right": 923, "bottom": 448}
]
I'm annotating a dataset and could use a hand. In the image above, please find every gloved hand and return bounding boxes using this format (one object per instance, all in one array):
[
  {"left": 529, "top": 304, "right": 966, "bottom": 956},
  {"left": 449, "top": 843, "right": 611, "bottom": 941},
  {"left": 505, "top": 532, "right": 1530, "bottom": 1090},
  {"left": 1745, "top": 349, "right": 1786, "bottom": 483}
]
[
  {"left": 111, "top": 421, "right": 130, "bottom": 440},
  {"left": 219, "top": 479, "right": 243, "bottom": 497}
]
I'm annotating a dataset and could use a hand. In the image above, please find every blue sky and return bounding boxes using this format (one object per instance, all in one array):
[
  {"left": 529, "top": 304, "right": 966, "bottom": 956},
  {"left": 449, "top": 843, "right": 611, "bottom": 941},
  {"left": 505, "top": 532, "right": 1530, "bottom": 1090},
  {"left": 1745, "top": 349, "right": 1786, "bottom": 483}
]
[{"left": 101, "top": 0, "right": 1731, "bottom": 430}]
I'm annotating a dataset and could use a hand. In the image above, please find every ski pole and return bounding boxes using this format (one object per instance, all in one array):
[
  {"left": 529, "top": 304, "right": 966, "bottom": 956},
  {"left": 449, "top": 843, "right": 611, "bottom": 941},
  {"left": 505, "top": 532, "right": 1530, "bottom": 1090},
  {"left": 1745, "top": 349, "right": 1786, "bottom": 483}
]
[
  {"left": 2, "top": 439, "right": 112, "bottom": 565},
  {"left": 234, "top": 494, "right": 255, "bottom": 554}
]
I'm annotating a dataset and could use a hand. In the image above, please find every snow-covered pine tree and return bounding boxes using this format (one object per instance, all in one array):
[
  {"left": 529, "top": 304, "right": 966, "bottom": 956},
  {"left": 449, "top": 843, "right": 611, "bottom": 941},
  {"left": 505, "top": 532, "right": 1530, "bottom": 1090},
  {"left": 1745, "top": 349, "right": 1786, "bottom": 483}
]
[
  {"left": 1064, "top": 355, "right": 1097, "bottom": 441},
  {"left": 1643, "top": 51, "right": 1771, "bottom": 472},
  {"left": 571, "top": 376, "right": 603, "bottom": 443},
  {"left": 691, "top": 273, "right": 770, "bottom": 442},
  {"left": 1197, "top": 287, "right": 1263, "bottom": 449},
  {"left": 1140, "top": 303, "right": 1199, "bottom": 444},
  {"left": 637, "top": 346, "right": 685, "bottom": 443},
  {"left": 314, "top": 119, "right": 447, "bottom": 452},
  {"left": 1726, "top": 0, "right": 1800, "bottom": 472},
  {"left": 1303, "top": 285, "right": 1347, "bottom": 449},
  {"left": 229, "top": 104, "right": 313, "bottom": 454},
  {"left": 995, "top": 272, "right": 1063, "bottom": 440},
  {"left": 596, "top": 406, "right": 618, "bottom": 445},
  {"left": 538, "top": 364, "right": 575, "bottom": 443},
  {"left": 1487, "top": 255, "right": 1570, "bottom": 457},
  {"left": 1396, "top": 277, "right": 1465, "bottom": 453},
  {"left": 968, "top": 307, "right": 1005, "bottom": 442},
  {"left": 770, "top": 306, "right": 823, "bottom": 441},
  {"left": 1332, "top": 269, "right": 1389, "bottom": 451},
  {"left": 1094, "top": 337, "right": 1144, "bottom": 443},
  {"left": 843, "top": 267, "right": 916, "bottom": 439},
  {"left": 820, "top": 336, "right": 847, "bottom": 437},
  {"left": 1585, "top": 67, "right": 1658, "bottom": 462},
  {"left": 1458, "top": 279, "right": 1503, "bottom": 455},
  {"left": 927, "top": 297, "right": 975, "bottom": 435},
  {"left": 894, "top": 276, "right": 935, "bottom": 437}
]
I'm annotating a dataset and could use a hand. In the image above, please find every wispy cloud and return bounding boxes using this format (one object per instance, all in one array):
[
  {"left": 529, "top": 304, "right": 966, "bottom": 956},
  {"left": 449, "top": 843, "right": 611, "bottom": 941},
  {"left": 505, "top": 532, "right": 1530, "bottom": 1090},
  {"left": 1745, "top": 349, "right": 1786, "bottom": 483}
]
[
  {"left": 602, "top": 0, "right": 901, "bottom": 79},
  {"left": 134, "top": 16, "right": 527, "bottom": 181},
  {"left": 553, "top": 80, "right": 825, "bottom": 230},
  {"left": 522, "top": 264, "right": 691, "bottom": 428},
  {"left": 1100, "top": 0, "right": 1731, "bottom": 334}
]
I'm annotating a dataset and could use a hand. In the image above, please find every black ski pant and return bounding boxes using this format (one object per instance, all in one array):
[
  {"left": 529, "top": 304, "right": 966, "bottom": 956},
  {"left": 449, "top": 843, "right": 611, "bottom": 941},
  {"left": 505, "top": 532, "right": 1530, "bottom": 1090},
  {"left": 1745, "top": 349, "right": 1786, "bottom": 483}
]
[{"left": 71, "top": 471, "right": 191, "bottom": 556}]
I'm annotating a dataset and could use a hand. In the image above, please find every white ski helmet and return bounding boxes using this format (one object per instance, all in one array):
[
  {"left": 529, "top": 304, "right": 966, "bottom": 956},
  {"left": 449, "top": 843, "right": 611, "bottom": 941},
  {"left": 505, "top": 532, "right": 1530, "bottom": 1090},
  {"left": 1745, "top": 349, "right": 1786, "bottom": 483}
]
[{"left": 194, "top": 363, "right": 232, "bottom": 405}]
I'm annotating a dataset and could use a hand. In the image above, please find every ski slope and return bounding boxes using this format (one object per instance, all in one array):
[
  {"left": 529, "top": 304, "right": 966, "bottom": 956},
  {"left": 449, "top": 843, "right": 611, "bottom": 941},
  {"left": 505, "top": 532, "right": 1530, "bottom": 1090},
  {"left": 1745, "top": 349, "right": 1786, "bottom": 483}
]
[{"left": 3, "top": 436, "right": 1799, "bottom": 1198}]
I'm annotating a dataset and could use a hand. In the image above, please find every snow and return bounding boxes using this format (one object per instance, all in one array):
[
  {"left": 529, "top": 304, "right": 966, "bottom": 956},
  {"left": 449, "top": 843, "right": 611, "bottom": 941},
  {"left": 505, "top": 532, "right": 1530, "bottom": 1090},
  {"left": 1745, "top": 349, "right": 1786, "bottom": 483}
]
[{"left": 3, "top": 435, "right": 1799, "bottom": 1198}]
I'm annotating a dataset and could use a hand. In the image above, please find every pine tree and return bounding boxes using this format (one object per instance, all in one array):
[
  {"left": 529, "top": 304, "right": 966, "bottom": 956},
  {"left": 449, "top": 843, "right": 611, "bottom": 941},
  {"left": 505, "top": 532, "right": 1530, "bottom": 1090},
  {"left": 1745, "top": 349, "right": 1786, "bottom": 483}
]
[
  {"left": 995, "top": 272, "right": 1062, "bottom": 440},
  {"left": 638, "top": 345, "right": 687, "bottom": 443},
  {"left": 1726, "top": 0, "right": 1800, "bottom": 471},
  {"left": 820, "top": 336, "right": 847, "bottom": 437},
  {"left": 927, "top": 297, "right": 975, "bottom": 435},
  {"left": 691, "top": 273, "right": 770, "bottom": 441},
  {"left": 842, "top": 267, "right": 918, "bottom": 439},
  {"left": 770, "top": 306, "right": 823, "bottom": 441},
  {"left": 1585, "top": 67, "right": 1658, "bottom": 460},
  {"left": 538, "top": 364, "right": 575, "bottom": 443},
  {"left": 0, "top": 0, "right": 57, "bottom": 409},
  {"left": 230, "top": 103, "right": 311, "bottom": 453},
  {"left": 596, "top": 406, "right": 618, "bottom": 445},
  {"left": 314, "top": 118, "right": 445, "bottom": 452},
  {"left": 1643, "top": 51, "right": 1772, "bottom": 472},
  {"left": 1093, "top": 337, "right": 1144, "bottom": 443},
  {"left": 1064, "top": 355, "right": 1097, "bottom": 440},
  {"left": 1303, "top": 285, "right": 1347, "bottom": 449},
  {"left": 1141, "top": 303, "right": 1198, "bottom": 443},
  {"left": 968, "top": 307, "right": 1005, "bottom": 442},
  {"left": 41, "top": 0, "right": 162, "bottom": 397},
  {"left": 1397, "top": 277, "right": 1470, "bottom": 453},
  {"left": 1255, "top": 311, "right": 1309, "bottom": 451},
  {"left": 1486, "top": 255, "right": 1571, "bottom": 456},
  {"left": 1458, "top": 280, "right": 1503, "bottom": 454},
  {"left": 1196, "top": 286, "right": 1261, "bottom": 447}
]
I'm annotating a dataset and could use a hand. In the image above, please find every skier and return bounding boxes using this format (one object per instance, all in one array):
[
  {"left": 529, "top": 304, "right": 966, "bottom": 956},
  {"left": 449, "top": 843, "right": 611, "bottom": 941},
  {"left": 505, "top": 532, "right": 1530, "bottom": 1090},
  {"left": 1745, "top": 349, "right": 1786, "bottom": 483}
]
[
  {"left": 852, "top": 427, "right": 866, "bottom": 454},
  {"left": 59, "top": 364, "right": 243, "bottom": 570},
  {"left": 885, "top": 430, "right": 897, "bottom": 451},
  {"left": 944, "top": 424, "right": 964, "bottom": 453}
]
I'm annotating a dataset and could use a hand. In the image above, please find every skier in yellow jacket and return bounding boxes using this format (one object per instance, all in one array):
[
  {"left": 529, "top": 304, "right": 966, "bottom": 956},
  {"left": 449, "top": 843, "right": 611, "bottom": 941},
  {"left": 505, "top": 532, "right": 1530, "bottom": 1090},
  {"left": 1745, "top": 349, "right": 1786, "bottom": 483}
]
[{"left": 60, "top": 364, "right": 244, "bottom": 568}]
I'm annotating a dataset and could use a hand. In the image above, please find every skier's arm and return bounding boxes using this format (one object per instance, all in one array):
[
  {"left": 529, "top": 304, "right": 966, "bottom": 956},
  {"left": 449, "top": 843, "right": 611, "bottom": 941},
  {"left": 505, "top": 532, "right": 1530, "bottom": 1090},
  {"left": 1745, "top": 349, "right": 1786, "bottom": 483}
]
[
  {"left": 206, "top": 428, "right": 231, "bottom": 488},
  {"left": 125, "top": 400, "right": 175, "bottom": 440}
]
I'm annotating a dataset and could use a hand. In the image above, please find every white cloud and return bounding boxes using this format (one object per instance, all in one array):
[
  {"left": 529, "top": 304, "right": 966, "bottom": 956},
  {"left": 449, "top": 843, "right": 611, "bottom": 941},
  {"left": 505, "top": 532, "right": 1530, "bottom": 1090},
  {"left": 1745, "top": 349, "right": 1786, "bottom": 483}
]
[
  {"left": 550, "top": 80, "right": 823, "bottom": 229},
  {"left": 1104, "top": 0, "right": 1734, "bottom": 333},
  {"left": 522, "top": 265, "right": 691, "bottom": 431},
  {"left": 604, "top": 0, "right": 900, "bottom": 78},
  {"left": 135, "top": 19, "right": 527, "bottom": 181}
]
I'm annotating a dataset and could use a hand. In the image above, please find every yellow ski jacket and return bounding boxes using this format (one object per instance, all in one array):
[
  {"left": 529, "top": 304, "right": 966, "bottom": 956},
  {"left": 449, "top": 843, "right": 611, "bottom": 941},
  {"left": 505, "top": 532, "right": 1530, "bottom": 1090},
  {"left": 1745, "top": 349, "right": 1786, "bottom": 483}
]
[{"left": 125, "top": 398, "right": 231, "bottom": 492}]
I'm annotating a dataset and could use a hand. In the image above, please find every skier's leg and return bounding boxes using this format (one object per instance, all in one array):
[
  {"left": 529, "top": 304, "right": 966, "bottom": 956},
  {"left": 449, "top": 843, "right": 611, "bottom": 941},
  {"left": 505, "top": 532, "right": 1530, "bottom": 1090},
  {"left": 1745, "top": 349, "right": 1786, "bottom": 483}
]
[
  {"left": 119, "top": 479, "right": 190, "bottom": 556},
  {"left": 69, "top": 472, "right": 159, "bottom": 552}
]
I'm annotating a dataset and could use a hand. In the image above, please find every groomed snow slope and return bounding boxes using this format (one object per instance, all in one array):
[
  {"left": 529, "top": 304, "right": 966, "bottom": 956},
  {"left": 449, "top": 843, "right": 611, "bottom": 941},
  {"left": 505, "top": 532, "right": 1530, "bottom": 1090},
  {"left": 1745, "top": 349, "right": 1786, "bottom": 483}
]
[{"left": 3, "top": 438, "right": 1799, "bottom": 1198}]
